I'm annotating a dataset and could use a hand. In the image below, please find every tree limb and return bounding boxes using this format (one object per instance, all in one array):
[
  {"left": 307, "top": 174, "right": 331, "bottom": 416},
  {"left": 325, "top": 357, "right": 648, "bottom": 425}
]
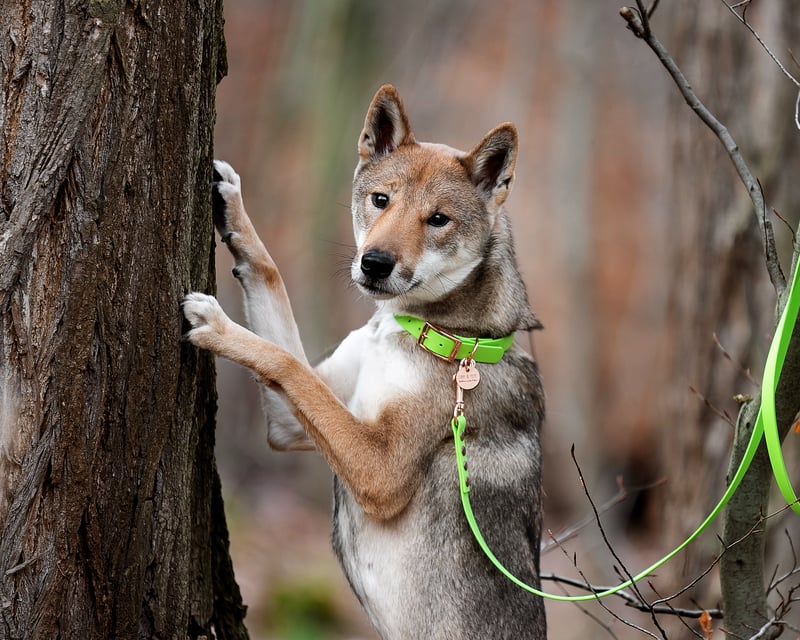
[
  {"left": 619, "top": 2, "right": 786, "bottom": 296},
  {"left": 541, "top": 573, "right": 722, "bottom": 619}
]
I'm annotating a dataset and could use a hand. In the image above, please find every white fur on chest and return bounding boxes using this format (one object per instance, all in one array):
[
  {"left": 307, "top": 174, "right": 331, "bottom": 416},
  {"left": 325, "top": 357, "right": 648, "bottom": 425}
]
[
  {"left": 321, "top": 311, "right": 428, "bottom": 636},
  {"left": 318, "top": 310, "right": 421, "bottom": 419}
]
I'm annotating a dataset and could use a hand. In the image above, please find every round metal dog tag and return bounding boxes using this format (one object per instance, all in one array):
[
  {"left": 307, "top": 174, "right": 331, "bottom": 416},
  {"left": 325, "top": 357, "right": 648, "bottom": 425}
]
[{"left": 456, "top": 364, "right": 481, "bottom": 390}]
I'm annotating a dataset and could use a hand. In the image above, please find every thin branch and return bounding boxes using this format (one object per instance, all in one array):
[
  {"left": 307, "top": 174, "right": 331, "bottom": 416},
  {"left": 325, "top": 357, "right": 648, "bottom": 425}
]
[
  {"left": 541, "top": 573, "right": 723, "bottom": 619},
  {"left": 712, "top": 332, "right": 758, "bottom": 387},
  {"left": 765, "top": 530, "right": 800, "bottom": 598},
  {"left": 746, "top": 616, "right": 780, "bottom": 640},
  {"left": 721, "top": 0, "right": 800, "bottom": 130},
  {"left": 720, "top": 1, "right": 800, "bottom": 89},
  {"left": 542, "top": 475, "right": 666, "bottom": 554},
  {"left": 759, "top": 178, "right": 786, "bottom": 296},
  {"left": 646, "top": 581, "right": 705, "bottom": 639},
  {"left": 689, "top": 384, "right": 735, "bottom": 426},
  {"left": 619, "top": 4, "right": 787, "bottom": 296},
  {"left": 643, "top": 0, "right": 660, "bottom": 21},
  {"left": 784, "top": 528, "right": 797, "bottom": 567},
  {"left": 546, "top": 529, "right": 662, "bottom": 639},
  {"left": 645, "top": 503, "right": 789, "bottom": 612},
  {"left": 771, "top": 208, "right": 796, "bottom": 244},
  {"left": 544, "top": 471, "right": 793, "bottom": 634},
  {"left": 795, "top": 91, "right": 800, "bottom": 131},
  {"left": 548, "top": 574, "right": 621, "bottom": 640},
  {"left": 571, "top": 446, "right": 670, "bottom": 639}
]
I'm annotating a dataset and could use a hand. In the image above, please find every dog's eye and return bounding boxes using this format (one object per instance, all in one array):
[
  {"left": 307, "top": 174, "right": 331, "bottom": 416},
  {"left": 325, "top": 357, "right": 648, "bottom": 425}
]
[
  {"left": 427, "top": 212, "right": 451, "bottom": 227},
  {"left": 371, "top": 193, "right": 390, "bottom": 209}
]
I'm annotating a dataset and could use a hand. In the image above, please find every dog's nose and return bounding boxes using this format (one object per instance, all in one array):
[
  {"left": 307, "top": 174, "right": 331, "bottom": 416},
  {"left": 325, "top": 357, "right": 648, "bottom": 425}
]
[{"left": 360, "top": 249, "right": 395, "bottom": 280}]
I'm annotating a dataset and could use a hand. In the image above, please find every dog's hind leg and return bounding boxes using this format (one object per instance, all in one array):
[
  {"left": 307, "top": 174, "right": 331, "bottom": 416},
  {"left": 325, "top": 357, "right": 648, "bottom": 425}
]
[{"left": 211, "top": 160, "right": 313, "bottom": 451}]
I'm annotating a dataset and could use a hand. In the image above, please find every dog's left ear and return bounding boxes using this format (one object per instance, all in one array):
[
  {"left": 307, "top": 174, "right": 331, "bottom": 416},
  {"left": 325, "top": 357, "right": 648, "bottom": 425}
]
[
  {"left": 462, "top": 123, "right": 518, "bottom": 208},
  {"left": 358, "top": 84, "right": 416, "bottom": 163}
]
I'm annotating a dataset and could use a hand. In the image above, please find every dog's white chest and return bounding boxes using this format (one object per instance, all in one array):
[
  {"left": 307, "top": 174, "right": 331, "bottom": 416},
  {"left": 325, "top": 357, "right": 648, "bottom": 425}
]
[
  {"left": 319, "top": 311, "right": 420, "bottom": 420},
  {"left": 322, "top": 312, "right": 428, "bottom": 635}
]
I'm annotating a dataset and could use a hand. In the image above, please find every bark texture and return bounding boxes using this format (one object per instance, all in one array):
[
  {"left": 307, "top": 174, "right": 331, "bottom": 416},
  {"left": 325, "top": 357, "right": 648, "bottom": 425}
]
[{"left": 0, "top": 1, "right": 247, "bottom": 638}]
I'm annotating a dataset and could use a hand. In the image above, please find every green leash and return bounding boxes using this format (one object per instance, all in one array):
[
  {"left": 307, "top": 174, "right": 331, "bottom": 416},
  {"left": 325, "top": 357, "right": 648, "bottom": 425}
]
[
  {"left": 452, "top": 413, "right": 763, "bottom": 601},
  {"left": 454, "top": 262, "right": 799, "bottom": 601},
  {"left": 400, "top": 270, "right": 800, "bottom": 602},
  {"left": 762, "top": 260, "right": 800, "bottom": 515}
]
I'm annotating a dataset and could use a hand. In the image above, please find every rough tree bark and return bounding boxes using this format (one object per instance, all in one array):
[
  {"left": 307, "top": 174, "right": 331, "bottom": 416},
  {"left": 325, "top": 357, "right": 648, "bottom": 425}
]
[{"left": 0, "top": 1, "right": 248, "bottom": 638}]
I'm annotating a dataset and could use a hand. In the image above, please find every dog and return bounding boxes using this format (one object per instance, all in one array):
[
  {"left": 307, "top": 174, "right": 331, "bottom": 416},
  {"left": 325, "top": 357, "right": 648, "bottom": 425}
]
[{"left": 183, "top": 84, "right": 547, "bottom": 639}]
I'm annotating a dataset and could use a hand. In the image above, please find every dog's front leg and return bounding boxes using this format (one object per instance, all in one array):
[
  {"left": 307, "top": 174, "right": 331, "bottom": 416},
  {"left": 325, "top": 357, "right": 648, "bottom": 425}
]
[
  {"left": 210, "top": 160, "right": 312, "bottom": 451},
  {"left": 183, "top": 294, "right": 425, "bottom": 520}
]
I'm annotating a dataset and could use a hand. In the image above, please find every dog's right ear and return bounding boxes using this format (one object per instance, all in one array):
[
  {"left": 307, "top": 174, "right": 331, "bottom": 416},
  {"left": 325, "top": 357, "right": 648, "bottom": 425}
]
[
  {"left": 358, "top": 85, "right": 415, "bottom": 163},
  {"left": 462, "top": 123, "right": 518, "bottom": 209}
]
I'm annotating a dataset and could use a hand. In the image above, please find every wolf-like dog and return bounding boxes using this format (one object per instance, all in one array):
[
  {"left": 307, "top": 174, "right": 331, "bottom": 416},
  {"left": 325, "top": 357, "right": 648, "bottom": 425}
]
[{"left": 183, "top": 85, "right": 546, "bottom": 639}]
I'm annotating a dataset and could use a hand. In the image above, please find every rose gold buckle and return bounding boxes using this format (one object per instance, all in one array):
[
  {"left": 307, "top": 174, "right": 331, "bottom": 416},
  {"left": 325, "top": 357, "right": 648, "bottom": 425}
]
[{"left": 417, "top": 321, "right": 463, "bottom": 362}]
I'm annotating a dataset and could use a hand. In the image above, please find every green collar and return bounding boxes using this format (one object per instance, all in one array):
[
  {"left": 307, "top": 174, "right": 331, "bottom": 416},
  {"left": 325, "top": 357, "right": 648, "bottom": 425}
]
[{"left": 394, "top": 315, "right": 514, "bottom": 364}]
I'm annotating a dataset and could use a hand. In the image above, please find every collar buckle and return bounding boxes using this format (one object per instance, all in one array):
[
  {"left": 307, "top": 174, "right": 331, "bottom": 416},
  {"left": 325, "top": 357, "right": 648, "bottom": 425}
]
[{"left": 417, "top": 321, "right": 463, "bottom": 362}]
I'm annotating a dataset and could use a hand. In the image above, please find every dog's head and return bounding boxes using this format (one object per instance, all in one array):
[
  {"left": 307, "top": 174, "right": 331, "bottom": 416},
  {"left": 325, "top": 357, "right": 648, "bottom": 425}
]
[{"left": 350, "top": 85, "right": 518, "bottom": 307}]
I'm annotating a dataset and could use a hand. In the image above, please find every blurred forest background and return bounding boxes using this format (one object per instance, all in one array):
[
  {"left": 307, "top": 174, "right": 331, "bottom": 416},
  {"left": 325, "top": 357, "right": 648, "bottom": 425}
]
[{"left": 210, "top": 1, "right": 800, "bottom": 638}]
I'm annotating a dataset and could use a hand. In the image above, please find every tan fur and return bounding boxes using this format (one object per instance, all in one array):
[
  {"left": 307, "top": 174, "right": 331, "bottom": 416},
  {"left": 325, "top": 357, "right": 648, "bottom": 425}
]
[
  {"left": 216, "top": 184, "right": 285, "bottom": 294},
  {"left": 183, "top": 300, "right": 424, "bottom": 519}
]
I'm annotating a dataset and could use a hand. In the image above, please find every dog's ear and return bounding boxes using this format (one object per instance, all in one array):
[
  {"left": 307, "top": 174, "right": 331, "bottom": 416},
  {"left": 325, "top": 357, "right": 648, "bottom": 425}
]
[
  {"left": 358, "top": 85, "right": 415, "bottom": 162},
  {"left": 462, "top": 123, "right": 518, "bottom": 208}
]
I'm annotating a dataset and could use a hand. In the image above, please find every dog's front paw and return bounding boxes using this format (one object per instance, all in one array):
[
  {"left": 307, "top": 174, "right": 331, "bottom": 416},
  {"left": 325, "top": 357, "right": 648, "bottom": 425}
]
[
  {"left": 182, "top": 292, "right": 231, "bottom": 352},
  {"left": 210, "top": 160, "right": 269, "bottom": 281},
  {"left": 211, "top": 159, "right": 246, "bottom": 236},
  {"left": 213, "top": 159, "right": 241, "bottom": 189}
]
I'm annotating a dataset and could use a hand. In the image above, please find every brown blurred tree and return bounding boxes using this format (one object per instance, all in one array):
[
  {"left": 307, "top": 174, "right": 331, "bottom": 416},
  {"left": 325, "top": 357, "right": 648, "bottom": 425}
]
[
  {"left": 630, "top": 3, "right": 800, "bottom": 638},
  {"left": 0, "top": 1, "right": 247, "bottom": 638}
]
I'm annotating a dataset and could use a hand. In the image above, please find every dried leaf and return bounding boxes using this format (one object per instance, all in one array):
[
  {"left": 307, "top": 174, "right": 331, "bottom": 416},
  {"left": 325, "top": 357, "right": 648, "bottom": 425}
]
[{"left": 699, "top": 610, "right": 713, "bottom": 639}]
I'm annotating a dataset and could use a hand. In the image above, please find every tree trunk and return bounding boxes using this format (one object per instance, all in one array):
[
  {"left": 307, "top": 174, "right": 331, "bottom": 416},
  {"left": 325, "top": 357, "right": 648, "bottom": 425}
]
[{"left": 0, "top": 1, "right": 247, "bottom": 638}]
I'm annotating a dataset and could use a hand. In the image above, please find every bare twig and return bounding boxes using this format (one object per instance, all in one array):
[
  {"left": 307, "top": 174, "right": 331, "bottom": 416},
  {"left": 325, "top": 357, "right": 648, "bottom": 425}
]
[
  {"left": 543, "top": 475, "right": 666, "bottom": 554},
  {"left": 645, "top": 512, "right": 767, "bottom": 610},
  {"left": 643, "top": 0, "right": 660, "bottom": 21},
  {"left": 765, "top": 530, "right": 800, "bottom": 605},
  {"left": 546, "top": 530, "right": 662, "bottom": 639},
  {"left": 546, "top": 496, "right": 794, "bottom": 627},
  {"left": 746, "top": 616, "right": 780, "bottom": 640},
  {"left": 689, "top": 384, "right": 735, "bottom": 426},
  {"left": 721, "top": 0, "right": 800, "bottom": 130},
  {"left": 712, "top": 332, "right": 758, "bottom": 387},
  {"left": 759, "top": 179, "right": 786, "bottom": 298},
  {"left": 542, "top": 472, "right": 796, "bottom": 635},
  {"left": 541, "top": 573, "right": 723, "bottom": 620},
  {"left": 720, "top": 0, "right": 800, "bottom": 114},
  {"left": 771, "top": 208, "right": 796, "bottom": 243},
  {"left": 783, "top": 528, "right": 797, "bottom": 567},
  {"left": 646, "top": 581, "right": 705, "bottom": 639},
  {"left": 619, "top": 3, "right": 787, "bottom": 296},
  {"left": 571, "top": 447, "right": 670, "bottom": 639},
  {"left": 548, "top": 575, "right": 621, "bottom": 639}
]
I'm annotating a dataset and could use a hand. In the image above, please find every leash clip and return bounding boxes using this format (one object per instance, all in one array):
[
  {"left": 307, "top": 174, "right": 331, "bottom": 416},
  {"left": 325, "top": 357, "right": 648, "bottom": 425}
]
[{"left": 453, "top": 380, "right": 465, "bottom": 418}]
